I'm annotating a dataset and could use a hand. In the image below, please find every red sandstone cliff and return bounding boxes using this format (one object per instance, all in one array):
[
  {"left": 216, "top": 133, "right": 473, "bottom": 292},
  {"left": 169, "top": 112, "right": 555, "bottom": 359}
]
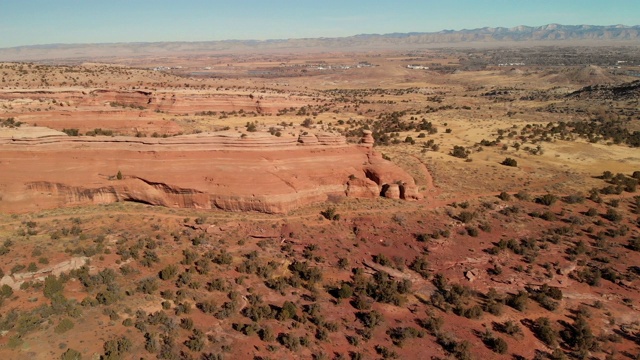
[{"left": 0, "top": 129, "right": 422, "bottom": 214}]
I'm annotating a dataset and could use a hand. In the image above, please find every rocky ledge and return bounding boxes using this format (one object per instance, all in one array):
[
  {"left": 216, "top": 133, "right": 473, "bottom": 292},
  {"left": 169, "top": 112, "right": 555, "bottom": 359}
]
[{"left": 0, "top": 128, "right": 422, "bottom": 213}]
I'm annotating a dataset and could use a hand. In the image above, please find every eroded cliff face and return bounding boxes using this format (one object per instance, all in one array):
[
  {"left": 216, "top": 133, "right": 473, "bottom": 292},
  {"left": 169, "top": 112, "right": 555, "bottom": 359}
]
[
  {"left": 364, "top": 150, "right": 422, "bottom": 200},
  {"left": 24, "top": 179, "right": 351, "bottom": 213},
  {"left": 0, "top": 129, "right": 423, "bottom": 214}
]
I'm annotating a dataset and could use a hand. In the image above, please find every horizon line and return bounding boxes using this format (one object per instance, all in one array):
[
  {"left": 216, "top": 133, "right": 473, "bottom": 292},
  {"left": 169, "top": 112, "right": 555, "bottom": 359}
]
[{"left": 1, "top": 23, "right": 638, "bottom": 50}]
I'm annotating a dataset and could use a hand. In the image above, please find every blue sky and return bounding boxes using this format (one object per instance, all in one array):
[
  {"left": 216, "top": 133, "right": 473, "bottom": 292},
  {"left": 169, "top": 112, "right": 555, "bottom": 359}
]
[{"left": 1, "top": 0, "right": 638, "bottom": 48}]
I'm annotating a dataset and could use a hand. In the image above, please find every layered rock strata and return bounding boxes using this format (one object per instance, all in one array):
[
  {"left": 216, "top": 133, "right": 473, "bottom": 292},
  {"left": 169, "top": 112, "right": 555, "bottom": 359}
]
[
  {"left": 0, "top": 89, "right": 311, "bottom": 115},
  {"left": 0, "top": 129, "right": 422, "bottom": 213}
]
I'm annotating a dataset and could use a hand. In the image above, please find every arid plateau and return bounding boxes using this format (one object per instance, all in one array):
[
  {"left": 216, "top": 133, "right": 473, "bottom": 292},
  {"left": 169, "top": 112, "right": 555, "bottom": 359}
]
[{"left": 0, "top": 39, "right": 639, "bottom": 360}]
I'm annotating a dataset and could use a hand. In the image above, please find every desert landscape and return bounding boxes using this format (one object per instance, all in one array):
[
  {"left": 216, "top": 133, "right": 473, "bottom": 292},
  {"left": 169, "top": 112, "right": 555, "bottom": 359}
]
[{"left": 0, "top": 25, "right": 639, "bottom": 360}]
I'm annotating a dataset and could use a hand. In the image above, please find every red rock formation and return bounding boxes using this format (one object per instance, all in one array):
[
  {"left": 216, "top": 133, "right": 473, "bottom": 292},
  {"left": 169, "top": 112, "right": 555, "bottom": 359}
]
[
  {"left": 345, "top": 177, "right": 380, "bottom": 198},
  {"left": 0, "top": 128, "right": 423, "bottom": 214},
  {"left": 360, "top": 130, "right": 375, "bottom": 147},
  {"left": 364, "top": 151, "right": 422, "bottom": 201},
  {"left": 382, "top": 183, "right": 401, "bottom": 199}
]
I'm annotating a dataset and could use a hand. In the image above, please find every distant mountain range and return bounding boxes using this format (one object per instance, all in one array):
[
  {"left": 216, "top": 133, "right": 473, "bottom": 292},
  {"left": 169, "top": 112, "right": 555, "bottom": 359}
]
[
  {"left": 370, "top": 24, "right": 640, "bottom": 41},
  {"left": 1, "top": 24, "right": 638, "bottom": 62}
]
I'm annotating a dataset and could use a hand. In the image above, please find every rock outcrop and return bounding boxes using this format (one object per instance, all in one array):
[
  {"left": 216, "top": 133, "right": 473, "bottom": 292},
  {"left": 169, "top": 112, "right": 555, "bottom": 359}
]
[
  {"left": 0, "top": 89, "right": 311, "bottom": 115},
  {"left": 0, "top": 127, "right": 423, "bottom": 214},
  {"left": 0, "top": 257, "right": 88, "bottom": 290},
  {"left": 360, "top": 130, "right": 375, "bottom": 147}
]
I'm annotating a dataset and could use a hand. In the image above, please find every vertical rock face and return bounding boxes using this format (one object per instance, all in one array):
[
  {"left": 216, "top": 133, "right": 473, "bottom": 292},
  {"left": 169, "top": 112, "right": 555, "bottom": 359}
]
[
  {"left": 362, "top": 150, "right": 423, "bottom": 201},
  {"left": 346, "top": 177, "right": 380, "bottom": 198},
  {"left": 400, "top": 183, "right": 422, "bottom": 200},
  {"left": 0, "top": 129, "right": 424, "bottom": 214}
]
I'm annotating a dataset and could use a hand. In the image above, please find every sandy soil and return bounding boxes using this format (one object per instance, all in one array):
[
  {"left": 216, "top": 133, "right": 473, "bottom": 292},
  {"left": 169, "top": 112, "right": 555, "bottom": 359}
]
[{"left": 0, "top": 48, "right": 638, "bottom": 360}]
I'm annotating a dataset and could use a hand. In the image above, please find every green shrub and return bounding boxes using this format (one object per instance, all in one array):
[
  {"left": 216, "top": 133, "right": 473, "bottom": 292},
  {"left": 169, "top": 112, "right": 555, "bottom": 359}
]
[
  {"left": 356, "top": 310, "right": 384, "bottom": 329},
  {"left": 277, "top": 332, "right": 301, "bottom": 351},
  {"left": 506, "top": 290, "right": 529, "bottom": 312},
  {"left": 514, "top": 190, "right": 530, "bottom": 201},
  {"left": 10, "top": 264, "right": 25, "bottom": 275},
  {"left": 0, "top": 284, "right": 14, "bottom": 298},
  {"left": 533, "top": 317, "right": 557, "bottom": 346},
  {"left": 409, "top": 256, "right": 430, "bottom": 279},
  {"left": 458, "top": 305, "right": 483, "bottom": 319},
  {"left": 496, "top": 320, "right": 522, "bottom": 337},
  {"left": 336, "top": 283, "right": 353, "bottom": 299},
  {"left": 184, "top": 329, "right": 205, "bottom": 351},
  {"left": 102, "top": 336, "right": 132, "bottom": 359},
  {"left": 372, "top": 253, "right": 392, "bottom": 266},
  {"left": 501, "top": 157, "right": 518, "bottom": 167},
  {"left": 320, "top": 207, "right": 340, "bottom": 221},
  {"left": 374, "top": 345, "right": 398, "bottom": 358},
  {"left": 536, "top": 194, "right": 558, "bottom": 206},
  {"left": 60, "top": 348, "right": 82, "bottom": 360},
  {"left": 245, "top": 122, "right": 257, "bottom": 132},
  {"left": 450, "top": 145, "right": 469, "bottom": 159},
  {"left": 482, "top": 330, "right": 508, "bottom": 354},
  {"left": 418, "top": 314, "right": 444, "bottom": 335},
  {"left": 466, "top": 227, "right": 479, "bottom": 237},
  {"left": 43, "top": 275, "right": 64, "bottom": 299},
  {"left": 259, "top": 326, "right": 275, "bottom": 342},
  {"left": 276, "top": 301, "right": 297, "bottom": 321},
  {"left": 563, "top": 193, "right": 585, "bottom": 204},
  {"left": 386, "top": 326, "right": 423, "bottom": 346},
  {"left": 457, "top": 211, "right": 475, "bottom": 223},
  {"left": 585, "top": 208, "right": 598, "bottom": 216},
  {"left": 574, "top": 266, "right": 601, "bottom": 286},
  {"left": 197, "top": 300, "right": 217, "bottom": 314},
  {"left": 62, "top": 128, "right": 80, "bottom": 136},
  {"left": 366, "top": 271, "right": 410, "bottom": 306},
  {"left": 137, "top": 277, "right": 158, "bottom": 294},
  {"left": 55, "top": 318, "right": 74, "bottom": 334},
  {"left": 604, "top": 208, "right": 622, "bottom": 222}
]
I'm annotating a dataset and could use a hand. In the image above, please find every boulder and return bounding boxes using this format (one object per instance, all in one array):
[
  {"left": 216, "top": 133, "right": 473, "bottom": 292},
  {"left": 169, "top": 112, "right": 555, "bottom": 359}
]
[{"left": 465, "top": 269, "right": 479, "bottom": 282}]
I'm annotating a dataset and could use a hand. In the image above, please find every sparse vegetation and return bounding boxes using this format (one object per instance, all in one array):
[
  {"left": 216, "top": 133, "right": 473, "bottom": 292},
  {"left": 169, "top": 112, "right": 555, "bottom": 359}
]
[
  {"left": 501, "top": 157, "right": 518, "bottom": 167},
  {"left": 0, "top": 46, "right": 638, "bottom": 360}
]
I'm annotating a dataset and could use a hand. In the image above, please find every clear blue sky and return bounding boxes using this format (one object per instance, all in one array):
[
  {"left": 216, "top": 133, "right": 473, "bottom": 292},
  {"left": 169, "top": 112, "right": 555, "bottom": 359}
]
[{"left": 1, "top": 0, "right": 638, "bottom": 48}]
